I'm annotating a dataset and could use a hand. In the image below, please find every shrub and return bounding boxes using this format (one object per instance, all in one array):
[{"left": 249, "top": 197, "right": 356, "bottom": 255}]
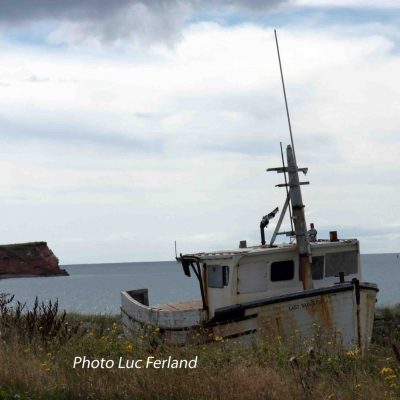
[{"left": 0, "top": 293, "right": 79, "bottom": 346}]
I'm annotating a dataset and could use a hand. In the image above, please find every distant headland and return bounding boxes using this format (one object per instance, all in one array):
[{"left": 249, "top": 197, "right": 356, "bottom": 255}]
[{"left": 0, "top": 242, "right": 68, "bottom": 279}]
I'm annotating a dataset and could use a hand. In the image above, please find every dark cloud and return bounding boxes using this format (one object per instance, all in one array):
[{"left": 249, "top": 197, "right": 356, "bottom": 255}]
[
  {"left": 0, "top": 0, "right": 124, "bottom": 22},
  {"left": 0, "top": 0, "right": 193, "bottom": 45},
  {"left": 0, "top": 0, "right": 288, "bottom": 22},
  {"left": 0, "top": 0, "right": 289, "bottom": 45},
  {"left": 208, "top": 0, "right": 290, "bottom": 11}
]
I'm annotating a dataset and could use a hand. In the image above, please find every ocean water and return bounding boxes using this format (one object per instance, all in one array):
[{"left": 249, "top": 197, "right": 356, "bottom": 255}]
[
  {"left": 361, "top": 253, "right": 400, "bottom": 305},
  {"left": 0, "top": 254, "right": 398, "bottom": 314}
]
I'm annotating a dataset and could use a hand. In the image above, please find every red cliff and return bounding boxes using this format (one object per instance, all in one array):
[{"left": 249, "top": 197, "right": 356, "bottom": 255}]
[{"left": 0, "top": 242, "right": 68, "bottom": 278}]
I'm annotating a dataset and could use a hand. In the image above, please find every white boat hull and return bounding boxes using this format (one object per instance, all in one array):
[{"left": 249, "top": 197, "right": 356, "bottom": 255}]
[{"left": 121, "top": 280, "right": 378, "bottom": 350}]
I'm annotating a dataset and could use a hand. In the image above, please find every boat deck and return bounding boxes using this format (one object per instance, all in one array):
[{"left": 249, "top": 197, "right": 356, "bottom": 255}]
[{"left": 153, "top": 300, "right": 202, "bottom": 312}]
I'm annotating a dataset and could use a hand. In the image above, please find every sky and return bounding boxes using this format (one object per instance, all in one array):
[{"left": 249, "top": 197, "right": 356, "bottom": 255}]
[{"left": 0, "top": 0, "right": 399, "bottom": 263}]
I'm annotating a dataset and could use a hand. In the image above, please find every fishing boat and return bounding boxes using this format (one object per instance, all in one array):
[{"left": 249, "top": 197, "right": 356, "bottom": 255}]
[{"left": 121, "top": 32, "right": 378, "bottom": 350}]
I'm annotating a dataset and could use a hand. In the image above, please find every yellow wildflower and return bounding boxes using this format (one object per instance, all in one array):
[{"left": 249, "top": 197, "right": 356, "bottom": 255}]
[
  {"left": 214, "top": 336, "right": 223, "bottom": 342},
  {"left": 380, "top": 367, "right": 394, "bottom": 375},
  {"left": 40, "top": 362, "right": 48, "bottom": 369}
]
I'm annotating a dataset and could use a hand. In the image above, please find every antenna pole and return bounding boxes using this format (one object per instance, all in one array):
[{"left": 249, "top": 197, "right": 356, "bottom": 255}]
[{"left": 274, "top": 29, "right": 297, "bottom": 165}]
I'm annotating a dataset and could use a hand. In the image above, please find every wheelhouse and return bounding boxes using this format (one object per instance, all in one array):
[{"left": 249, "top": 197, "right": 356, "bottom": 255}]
[{"left": 179, "top": 239, "right": 361, "bottom": 319}]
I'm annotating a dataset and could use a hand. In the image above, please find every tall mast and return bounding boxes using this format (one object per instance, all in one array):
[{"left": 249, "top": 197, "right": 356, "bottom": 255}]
[
  {"left": 274, "top": 29, "right": 297, "bottom": 165},
  {"left": 271, "top": 30, "right": 313, "bottom": 290},
  {"left": 286, "top": 145, "right": 313, "bottom": 290}
]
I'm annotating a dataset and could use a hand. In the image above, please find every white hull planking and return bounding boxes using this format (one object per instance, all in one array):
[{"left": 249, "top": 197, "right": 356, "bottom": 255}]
[
  {"left": 121, "top": 282, "right": 377, "bottom": 349},
  {"left": 213, "top": 284, "right": 377, "bottom": 350}
]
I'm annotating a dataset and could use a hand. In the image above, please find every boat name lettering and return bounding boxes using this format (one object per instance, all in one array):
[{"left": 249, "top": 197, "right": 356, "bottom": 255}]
[{"left": 288, "top": 298, "right": 322, "bottom": 312}]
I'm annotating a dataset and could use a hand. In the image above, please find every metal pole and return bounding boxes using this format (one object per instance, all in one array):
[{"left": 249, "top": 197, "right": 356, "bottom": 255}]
[
  {"left": 270, "top": 194, "right": 290, "bottom": 246},
  {"left": 274, "top": 29, "right": 297, "bottom": 166}
]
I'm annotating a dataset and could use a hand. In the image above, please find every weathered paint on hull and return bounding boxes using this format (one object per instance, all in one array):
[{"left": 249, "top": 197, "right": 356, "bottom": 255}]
[
  {"left": 121, "top": 290, "right": 208, "bottom": 346},
  {"left": 212, "top": 284, "right": 377, "bottom": 350},
  {"left": 121, "top": 282, "right": 378, "bottom": 349}
]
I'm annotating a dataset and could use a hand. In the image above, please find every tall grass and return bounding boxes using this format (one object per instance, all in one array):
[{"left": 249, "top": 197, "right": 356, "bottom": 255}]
[
  {"left": 0, "top": 294, "right": 399, "bottom": 400},
  {"left": 0, "top": 294, "right": 79, "bottom": 346}
]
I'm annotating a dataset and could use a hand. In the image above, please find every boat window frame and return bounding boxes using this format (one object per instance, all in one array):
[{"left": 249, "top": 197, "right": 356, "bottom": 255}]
[
  {"left": 311, "top": 255, "right": 324, "bottom": 280},
  {"left": 325, "top": 251, "right": 358, "bottom": 278},
  {"left": 207, "top": 264, "right": 230, "bottom": 288},
  {"left": 270, "top": 260, "right": 295, "bottom": 282},
  {"left": 237, "top": 260, "right": 269, "bottom": 294},
  {"left": 222, "top": 265, "right": 229, "bottom": 286}
]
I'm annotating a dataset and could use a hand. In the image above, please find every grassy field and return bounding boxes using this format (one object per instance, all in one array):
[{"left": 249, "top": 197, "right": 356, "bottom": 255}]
[{"left": 0, "top": 294, "right": 399, "bottom": 400}]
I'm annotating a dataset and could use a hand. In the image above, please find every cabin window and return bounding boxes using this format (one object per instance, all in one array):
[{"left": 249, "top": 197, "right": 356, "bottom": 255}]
[
  {"left": 270, "top": 260, "right": 294, "bottom": 281},
  {"left": 237, "top": 261, "right": 268, "bottom": 294},
  {"left": 311, "top": 256, "right": 324, "bottom": 280},
  {"left": 325, "top": 251, "right": 358, "bottom": 277},
  {"left": 222, "top": 265, "right": 229, "bottom": 286},
  {"left": 208, "top": 265, "right": 229, "bottom": 288}
]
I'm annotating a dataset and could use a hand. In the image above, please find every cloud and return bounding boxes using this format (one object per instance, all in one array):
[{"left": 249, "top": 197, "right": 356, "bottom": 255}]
[
  {"left": 294, "top": 0, "right": 400, "bottom": 8},
  {"left": 28, "top": 75, "right": 49, "bottom": 82},
  {"left": 0, "top": 0, "right": 288, "bottom": 25},
  {"left": 0, "top": 16, "right": 399, "bottom": 261},
  {"left": 0, "top": 0, "right": 194, "bottom": 46},
  {"left": 0, "top": 114, "right": 164, "bottom": 153},
  {"left": 0, "top": 0, "right": 295, "bottom": 47},
  {"left": 1, "top": 0, "right": 398, "bottom": 48}
]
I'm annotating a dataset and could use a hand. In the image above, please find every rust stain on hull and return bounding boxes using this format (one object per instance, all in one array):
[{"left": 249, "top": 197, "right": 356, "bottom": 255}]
[
  {"left": 307, "top": 294, "right": 333, "bottom": 330},
  {"left": 123, "top": 286, "right": 378, "bottom": 348}
]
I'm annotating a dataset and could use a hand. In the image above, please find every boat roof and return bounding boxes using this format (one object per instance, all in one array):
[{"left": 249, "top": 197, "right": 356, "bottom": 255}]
[{"left": 182, "top": 239, "right": 359, "bottom": 261}]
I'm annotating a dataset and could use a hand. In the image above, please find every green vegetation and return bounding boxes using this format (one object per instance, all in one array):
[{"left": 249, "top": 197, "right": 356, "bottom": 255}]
[
  {"left": 0, "top": 242, "right": 47, "bottom": 251},
  {"left": 0, "top": 294, "right": 399, "bottom": 400}
]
